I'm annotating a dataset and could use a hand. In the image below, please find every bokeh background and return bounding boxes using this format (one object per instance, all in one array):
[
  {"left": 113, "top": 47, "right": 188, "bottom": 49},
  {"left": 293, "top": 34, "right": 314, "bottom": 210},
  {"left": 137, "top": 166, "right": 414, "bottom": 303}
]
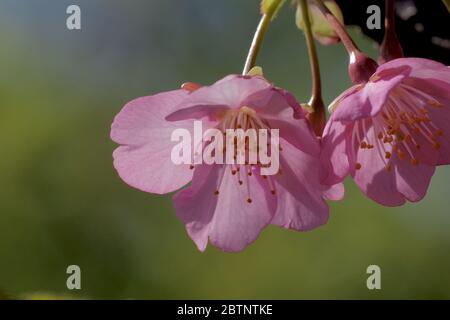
[{"left": 0, "top": 0, "right": 449, "bottom": 299}]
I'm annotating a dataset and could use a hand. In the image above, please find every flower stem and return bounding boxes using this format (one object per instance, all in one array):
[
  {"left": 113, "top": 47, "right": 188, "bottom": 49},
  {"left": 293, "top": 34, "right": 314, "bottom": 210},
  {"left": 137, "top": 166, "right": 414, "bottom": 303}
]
[
  {"left": 314, "top": 0, "right": 378, "bottom": 84},
  {"left": 379, "top": 0, "right": 404, "bottom": 63},
  {"left": 243, "top": 14, "right": 272, "bottom": 75},
  {"left": 299, "top": 0, "right": 326, "bottom": 136},
  {"left": 313, "top": 0, "right": 360, "bottom": 55},
  {"left": 385, "top": 0, "right": 396, "bottom": 29},
  {"left": 243, "top": 0, "right": 286, "bottom": 74},
  {"left": 299, "top": 0, "right": 322, "bottom": 107}
]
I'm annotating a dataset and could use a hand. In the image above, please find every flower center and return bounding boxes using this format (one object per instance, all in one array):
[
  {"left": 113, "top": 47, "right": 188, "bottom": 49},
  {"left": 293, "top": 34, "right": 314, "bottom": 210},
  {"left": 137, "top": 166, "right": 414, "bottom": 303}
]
[
  {"left": 353, "top": 84, "right": 444, "bottom": 172},
  {"left": 211, "top": 106, "right": 281, "bottom": 203}
]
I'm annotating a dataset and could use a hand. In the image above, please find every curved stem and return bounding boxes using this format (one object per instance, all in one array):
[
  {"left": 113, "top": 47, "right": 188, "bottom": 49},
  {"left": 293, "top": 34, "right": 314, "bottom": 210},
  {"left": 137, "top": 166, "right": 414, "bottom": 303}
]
[
  {"left": 299, "top": 0, "right": 325, "bottom": 136},
  {"left": 314, "top": 0, "right": 377, "bottom": 84},
  {"left": 243, "top": 14, "right": 271, "bottom": 75},
  {"left": 379, "top": 0, "right": 403, "bottom": 63},
  {"left": 385, "top": 0, "right": 396, "bottom": 30},
  {"left": 243, "top": 0, "right": 286, "bottom": 74},
  {"left": 313, "top": 0, "right": 360, "bottom": 55},
  {"left": 299, "top": 0, "right": 322, "bottom": 107}
]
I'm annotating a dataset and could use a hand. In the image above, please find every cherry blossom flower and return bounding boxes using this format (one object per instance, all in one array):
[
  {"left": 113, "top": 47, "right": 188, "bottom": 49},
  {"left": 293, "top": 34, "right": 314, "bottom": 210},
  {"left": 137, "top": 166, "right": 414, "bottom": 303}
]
[
  {"left": 111, "top": 74, "right": 342, "bottom": 252},
  {"left": 321, "top": 58, "right": 450, "bottom": 206}
]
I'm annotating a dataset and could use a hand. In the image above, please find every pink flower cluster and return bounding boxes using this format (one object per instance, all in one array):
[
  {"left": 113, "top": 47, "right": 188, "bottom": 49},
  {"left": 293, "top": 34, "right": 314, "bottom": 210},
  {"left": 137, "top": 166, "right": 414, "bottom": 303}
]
[{"left": 111, "top": 58, "right": 450, "bottom": 252}]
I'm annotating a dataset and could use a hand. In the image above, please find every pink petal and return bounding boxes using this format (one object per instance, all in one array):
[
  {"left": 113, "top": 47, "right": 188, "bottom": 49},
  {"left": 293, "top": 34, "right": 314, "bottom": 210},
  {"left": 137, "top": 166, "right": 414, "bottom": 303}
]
[
  {"left": 323, "top": 182, "right": 345, "bottom": 201},
  {"left": 332, "top": 66, "right": 410, "bottom": 122},
  {"left": 378, "top": 57, "right": 449, "bottom": 83},
  {"left": 210, "top": 75, "right": 273, "bottom": 108},
  {"left": 208, "top": 167, "right": 276, "bottom": 252},
  {"left": 271, "top": 139, "right": 329, "bottom": 231},
  {"left": 241, "top": 86, "right": 299, "bottom": 116},
  {"left": 166, "top": 75, "right": 272, "bottom": 122},
  {"left": 266, "top": 111, "right": 320, "bottom": 156},
  {"left": 165, "top": 75, "right": 272, "bottom": 121},
  {"left": 352, "top": 119, "right": 405, "bottom": 206},
  {"left": 352, "top": 118, "right": 438, "bottom": 206},
  {"left": 328, "top": 85, "right": 364, "bottom": 113},
  {"left": 173, "top": 165, "right": 276, "bottom": 252},
  {"left": 395, "top": 161, "right": 435, "bottom": 202},
  {"left": 377, "top": 57, "right": 444, "bottom": 72},
  {"left": 165, "top": 105, "right": 229, "bottom": 122},
  {"left": 354, "top": 150, "right": 405, "bottom": 206},
  {"left": 172, "top": 165, "right": 223, "bottom": 252},
  {"left": 405, "top": 78, "right": 450, "bottom": 101},
  {"left": 401, "top": 78, "right": 450, "bottom": 165},
  {"left": 111, "top": 90, "right": 194, "bottom": 194},
  {"left": 320, "top": 120, "right": 352, "bottom": 185},
  {"left": 424, "top": 107, "right": 450, "bottom": 166},
  {"left": 243, "top": 87, "right": 320, "bottom": 155}
]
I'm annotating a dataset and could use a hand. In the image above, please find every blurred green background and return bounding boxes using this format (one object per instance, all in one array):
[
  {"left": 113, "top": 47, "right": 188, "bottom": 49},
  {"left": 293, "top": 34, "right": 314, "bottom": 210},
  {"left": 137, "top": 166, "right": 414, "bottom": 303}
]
[{"left": 0, "top": 0, "right": 449, "bottom": 299}]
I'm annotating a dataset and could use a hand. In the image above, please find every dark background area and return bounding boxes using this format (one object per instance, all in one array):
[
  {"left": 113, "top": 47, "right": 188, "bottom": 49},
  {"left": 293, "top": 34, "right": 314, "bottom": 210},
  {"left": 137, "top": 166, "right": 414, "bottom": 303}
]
[{"left": 337, "top": 0, "right": 450, "bottom": 65}]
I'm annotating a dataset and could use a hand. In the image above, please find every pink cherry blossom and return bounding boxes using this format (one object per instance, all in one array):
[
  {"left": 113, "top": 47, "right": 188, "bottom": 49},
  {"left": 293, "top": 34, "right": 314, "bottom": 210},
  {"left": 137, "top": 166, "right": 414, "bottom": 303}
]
[
  {"left": 111, "top": 74, "right": 342, "bottom": 252},
  {"left": 322, "top": 58, "right": 450, "bottom": 206}
]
